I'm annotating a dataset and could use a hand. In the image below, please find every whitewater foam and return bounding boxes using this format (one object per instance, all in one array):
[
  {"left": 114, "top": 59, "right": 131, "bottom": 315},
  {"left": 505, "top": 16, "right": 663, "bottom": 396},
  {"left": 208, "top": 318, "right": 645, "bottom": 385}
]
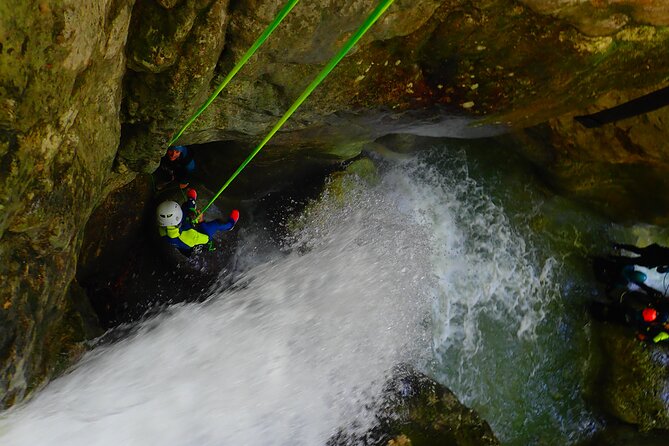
[{"left": 0, "top": 173, "right": 433, "bottom": 446}]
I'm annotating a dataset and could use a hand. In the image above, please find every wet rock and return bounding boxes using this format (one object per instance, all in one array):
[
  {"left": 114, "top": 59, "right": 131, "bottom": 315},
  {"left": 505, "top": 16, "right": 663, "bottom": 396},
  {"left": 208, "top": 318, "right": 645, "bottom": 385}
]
[
  {"left": 576, "top": 422, "right": 669, "bottom": 446},
  {"left": 0, "top": 0, "right": 134, "bottom": 408},
  {"left": 520, "top": 1, "right": 669, "bottom": 35},
  {"left": 512, "top": 87, "right": 669, "bottom": 224},
  {"left": 588, "top": 321, "right": 669, "bottom": 430},
  {"left": 328, "top": 364, "right": 501, "bottom": 446},
  {"left": 77, "top": 175, "right": 238, "bottom": 327}
]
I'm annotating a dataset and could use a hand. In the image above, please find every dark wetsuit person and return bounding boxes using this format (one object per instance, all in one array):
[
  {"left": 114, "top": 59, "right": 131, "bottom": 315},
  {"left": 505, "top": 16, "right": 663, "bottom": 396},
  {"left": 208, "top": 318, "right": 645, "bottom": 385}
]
[
  {"left": 589, "top": 290, "right": 669, "bottom": 343},
  {"left": 157, "top": 145, "right": 196, "bottom": 190},
  {"left": 610, "top": 243, "right": 669, "bottom": 271}
]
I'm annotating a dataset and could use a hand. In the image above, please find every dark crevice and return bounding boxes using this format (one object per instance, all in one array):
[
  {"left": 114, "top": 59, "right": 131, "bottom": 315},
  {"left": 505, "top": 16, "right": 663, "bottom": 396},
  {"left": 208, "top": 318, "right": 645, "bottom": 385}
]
[
  {"left": 0, "top": 131, "right": 19, "bottom": 183},
  {"left": 20, "top": 37, "right": 28, "bottom": 56},
  {"left": 614, "top": 127, "right": 647, "bottom": 157}
]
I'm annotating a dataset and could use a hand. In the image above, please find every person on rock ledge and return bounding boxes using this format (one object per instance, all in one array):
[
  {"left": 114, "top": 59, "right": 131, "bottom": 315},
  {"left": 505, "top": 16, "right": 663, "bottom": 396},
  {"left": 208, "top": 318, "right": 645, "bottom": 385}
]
[
  {"left": 156, "top": 145, "right": 196, "bottom": 190},
  {"left": 156, "top": 188, "right": 239, "bottom": 256},
  {"left": 589, "top": 290, "right": 669, "bottom": 344}
]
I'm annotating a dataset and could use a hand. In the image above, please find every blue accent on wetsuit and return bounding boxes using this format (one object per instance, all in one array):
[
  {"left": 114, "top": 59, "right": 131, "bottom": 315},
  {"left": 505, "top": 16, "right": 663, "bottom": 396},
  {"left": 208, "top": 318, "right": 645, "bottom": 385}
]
[
  {"left": 159, "top": 216, "right": 236, "bottom": 255},
  {"left": 199, "top": 218, "right": 236, "bottom": 237}
]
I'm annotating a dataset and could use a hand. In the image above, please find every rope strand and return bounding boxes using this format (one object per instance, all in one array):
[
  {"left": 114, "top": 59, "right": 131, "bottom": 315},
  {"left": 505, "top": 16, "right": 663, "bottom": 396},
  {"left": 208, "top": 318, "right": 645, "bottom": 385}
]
[
  {"left": 167, "top": 0, "right": 301, "bottom": 148},
  {"left": 199, "top": 0, "right": 395, "bottom": 216}
]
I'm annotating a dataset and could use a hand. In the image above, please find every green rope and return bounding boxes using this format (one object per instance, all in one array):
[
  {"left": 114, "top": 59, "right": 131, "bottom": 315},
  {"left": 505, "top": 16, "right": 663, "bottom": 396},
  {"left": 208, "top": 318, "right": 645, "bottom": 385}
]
[
  {"left": 167, "top": 0, "right": 301, "bottom": 148},
  {"left": 199, "top": 0, "right": 395, "bottom": 216}
]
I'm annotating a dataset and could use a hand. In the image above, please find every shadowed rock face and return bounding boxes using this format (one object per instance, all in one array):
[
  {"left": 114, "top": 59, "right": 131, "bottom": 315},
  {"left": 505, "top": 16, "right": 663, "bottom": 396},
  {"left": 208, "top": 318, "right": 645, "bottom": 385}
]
[
  {"left": 513, "top": 88, "right": 669, "bottom": 224},
  {"left": 2, "top": 0, "right": 669, "bottom": 410},
  {"left": 115, "top": 0, "right": 669, "bottom": 172}
]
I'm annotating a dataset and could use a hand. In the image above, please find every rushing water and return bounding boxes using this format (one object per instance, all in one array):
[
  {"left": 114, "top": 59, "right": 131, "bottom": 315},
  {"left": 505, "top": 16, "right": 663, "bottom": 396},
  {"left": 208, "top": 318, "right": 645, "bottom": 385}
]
[
  {"left": 406, "top": 146, "right": 605, "bottom": 445},
  {"left": 0, "top": 139, "right": 622, "bottom": 445}
]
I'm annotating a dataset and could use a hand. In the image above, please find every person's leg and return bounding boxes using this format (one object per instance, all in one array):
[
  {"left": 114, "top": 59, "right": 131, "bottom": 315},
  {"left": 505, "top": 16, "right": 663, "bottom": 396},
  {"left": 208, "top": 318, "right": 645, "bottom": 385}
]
[
  {"left": 198, "top": 219, "right": 234, "bottom": 238},
  {"left": 639, "top": 244, "right": 669, "bottom": 266}
]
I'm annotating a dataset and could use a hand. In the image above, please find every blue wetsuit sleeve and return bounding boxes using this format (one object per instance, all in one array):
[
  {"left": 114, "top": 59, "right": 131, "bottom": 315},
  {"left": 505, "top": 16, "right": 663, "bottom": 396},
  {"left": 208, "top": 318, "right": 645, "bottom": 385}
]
[{"left": 185, "top": 158, "right": 195, "bottom": 174}]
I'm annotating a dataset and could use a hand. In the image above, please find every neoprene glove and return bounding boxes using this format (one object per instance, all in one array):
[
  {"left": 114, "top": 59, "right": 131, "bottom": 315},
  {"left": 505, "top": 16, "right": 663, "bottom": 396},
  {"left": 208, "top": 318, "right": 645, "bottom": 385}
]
[{"left": 653, "top": 332, "right": 669, "bottom": 343}]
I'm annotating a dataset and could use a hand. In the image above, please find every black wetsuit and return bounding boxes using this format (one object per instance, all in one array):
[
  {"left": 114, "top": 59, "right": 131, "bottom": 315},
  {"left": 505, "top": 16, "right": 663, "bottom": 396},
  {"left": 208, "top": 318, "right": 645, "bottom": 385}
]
[
  {"left": 609, "top": 243, "right": 669, "bottom": 270},
  {"left": 157, "top": 146, "right": 196, "bottom": 186}
]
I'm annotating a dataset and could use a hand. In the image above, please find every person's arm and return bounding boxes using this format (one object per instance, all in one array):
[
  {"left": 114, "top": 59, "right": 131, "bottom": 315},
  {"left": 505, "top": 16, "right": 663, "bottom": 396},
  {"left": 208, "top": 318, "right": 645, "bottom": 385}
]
[{"left": 219, "top": 210, "right": 240, "bottom": 231}]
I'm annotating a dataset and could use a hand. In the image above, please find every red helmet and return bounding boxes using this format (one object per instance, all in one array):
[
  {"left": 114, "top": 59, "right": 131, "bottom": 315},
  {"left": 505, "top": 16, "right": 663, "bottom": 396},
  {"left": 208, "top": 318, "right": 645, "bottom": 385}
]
[
  {"left": 186, "top": 188, "right": 197, "bottom": 200},
  {"left": 642, "top": 307, "right": 658, "bottom": 322}
]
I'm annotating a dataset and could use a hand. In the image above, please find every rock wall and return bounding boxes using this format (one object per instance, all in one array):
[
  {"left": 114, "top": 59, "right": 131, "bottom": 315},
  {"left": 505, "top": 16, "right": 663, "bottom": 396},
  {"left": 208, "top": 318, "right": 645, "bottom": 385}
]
[
  {"left": 116, "top": 0, "right": 669, "bottom": 202},
  {"left": 3, "top": 0, "right": 669, "bottom": 410},
  {"left": 0, "top": 0, "right": 134, "bottom": 406},
  {"left": 521, "top": 0, "right": 669, "bottom": 34}
]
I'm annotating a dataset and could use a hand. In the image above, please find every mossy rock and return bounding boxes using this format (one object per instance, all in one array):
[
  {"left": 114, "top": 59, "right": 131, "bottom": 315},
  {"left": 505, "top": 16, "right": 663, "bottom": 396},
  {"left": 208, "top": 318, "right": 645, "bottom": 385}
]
[
  {"left": 588, "top": 321, "right": 669, "bottom": 430},
  {"left": 326, "top": 158, "right": 380, "bottom": 202}
]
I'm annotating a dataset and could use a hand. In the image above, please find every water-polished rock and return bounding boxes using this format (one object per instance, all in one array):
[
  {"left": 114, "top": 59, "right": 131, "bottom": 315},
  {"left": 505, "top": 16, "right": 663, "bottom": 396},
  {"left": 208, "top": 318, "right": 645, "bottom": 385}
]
[{"left": 328, "top": 364, "right": 500, "bottom": 446}]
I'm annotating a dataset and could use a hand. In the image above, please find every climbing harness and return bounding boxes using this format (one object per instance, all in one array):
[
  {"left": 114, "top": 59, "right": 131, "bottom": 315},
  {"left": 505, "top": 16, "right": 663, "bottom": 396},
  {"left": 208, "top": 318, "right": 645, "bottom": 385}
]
[
  {"left": 167, "top": 0, "right": 301, "bottom": 148},
  {"left": 198, "top": 0, "right": 395, "bottom": 217}
]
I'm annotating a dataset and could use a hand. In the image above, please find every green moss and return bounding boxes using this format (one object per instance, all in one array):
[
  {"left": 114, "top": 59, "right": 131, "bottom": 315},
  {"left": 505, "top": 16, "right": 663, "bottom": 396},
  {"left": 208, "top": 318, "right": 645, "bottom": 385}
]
[{"left": 378, "top": 369, "right": 500, "bottom": 446}]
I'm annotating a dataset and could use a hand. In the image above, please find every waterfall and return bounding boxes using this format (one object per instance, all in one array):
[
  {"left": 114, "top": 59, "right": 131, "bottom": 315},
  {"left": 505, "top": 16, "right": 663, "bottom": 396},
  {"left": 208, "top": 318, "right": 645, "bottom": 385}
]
[{"left": 0, "top": 146, "right": 598, "bottom": 445}]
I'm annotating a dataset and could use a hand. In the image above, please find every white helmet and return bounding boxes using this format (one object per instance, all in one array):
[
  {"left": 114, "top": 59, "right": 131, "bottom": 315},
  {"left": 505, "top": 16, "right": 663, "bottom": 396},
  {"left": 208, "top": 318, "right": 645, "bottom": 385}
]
[{"left": 156, "top": 201, "right": 183, "bottom": 227}]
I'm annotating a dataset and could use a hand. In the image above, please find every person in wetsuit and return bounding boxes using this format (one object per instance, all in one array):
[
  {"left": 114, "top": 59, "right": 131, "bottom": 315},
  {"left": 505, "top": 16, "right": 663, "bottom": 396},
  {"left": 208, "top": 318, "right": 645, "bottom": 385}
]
[
  {"left": 589, "top": 290, "right": 669, "bottom": 343},
  {"left": 157, "top": 145, "right": 196, "bottom": 190},
  {"left": 156, "top": 193, "right": 239, "bottom": 256}
]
